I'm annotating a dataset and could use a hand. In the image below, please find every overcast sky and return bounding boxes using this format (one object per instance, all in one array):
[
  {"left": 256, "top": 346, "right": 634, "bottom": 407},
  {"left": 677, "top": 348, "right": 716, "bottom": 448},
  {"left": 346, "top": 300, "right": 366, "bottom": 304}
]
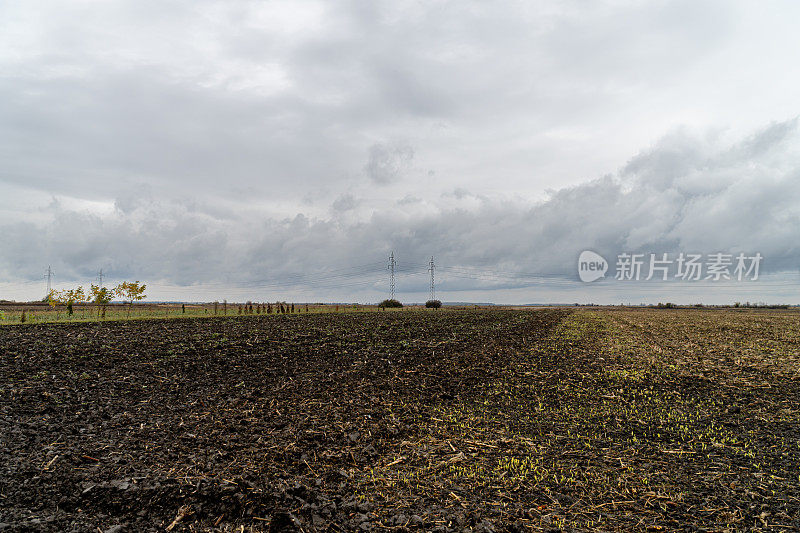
[{"left": 1, "top": 0, "right": 799, "bottom": 304}]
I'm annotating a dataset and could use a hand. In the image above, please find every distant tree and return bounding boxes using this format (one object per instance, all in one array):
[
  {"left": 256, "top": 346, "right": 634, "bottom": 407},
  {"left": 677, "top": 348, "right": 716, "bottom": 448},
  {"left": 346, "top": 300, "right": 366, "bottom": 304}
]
[
  {"left": 425, "top": 299, "right": 442, "bottom": 309},
  {"left": 291, "top": 303, "right": 295, "bottom": 313},
  {"left": 65, "top": 287, "right": 85, "bottom": 316},
  {"left": 47, "top": 287, "right": 85, "bottom": 318},
  {"left": 46, "top": 289, "right": 60, "bottom": 317},
  {"left": 379, "top": 299, "right": 403, "bottom": 308},
  {"left": 114, "top": 281, "right": 147, "bottom": 318},
  {"left": 90, "top": 284, "right": 114, "bottom": 319}
]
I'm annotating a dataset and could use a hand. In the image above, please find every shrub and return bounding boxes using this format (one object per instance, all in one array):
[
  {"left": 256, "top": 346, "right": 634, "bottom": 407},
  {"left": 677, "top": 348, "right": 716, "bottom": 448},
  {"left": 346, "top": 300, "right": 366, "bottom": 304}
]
[
  {"left": 425, "top": 299, "right": 442, "bottom": 309},
  {"left": 379, "top": 299, "right": 403, "bottom": 308}
]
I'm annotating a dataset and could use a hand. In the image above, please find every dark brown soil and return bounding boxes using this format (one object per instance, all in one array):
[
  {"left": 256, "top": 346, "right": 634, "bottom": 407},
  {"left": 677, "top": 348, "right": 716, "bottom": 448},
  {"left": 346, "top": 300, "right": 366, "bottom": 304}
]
[{"left": 1, "top": 309, "right": 798, "bottom": 532}]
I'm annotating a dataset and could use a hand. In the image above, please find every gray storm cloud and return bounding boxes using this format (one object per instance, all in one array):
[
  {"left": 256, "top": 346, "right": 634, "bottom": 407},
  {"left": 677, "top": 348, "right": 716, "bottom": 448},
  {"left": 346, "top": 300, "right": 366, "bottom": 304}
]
[
  {"left": 1, "top": 119, "right": 798, "bottom": 295},
  {"left": 364, "top": 142, "right": 414, "bottom": 185}
]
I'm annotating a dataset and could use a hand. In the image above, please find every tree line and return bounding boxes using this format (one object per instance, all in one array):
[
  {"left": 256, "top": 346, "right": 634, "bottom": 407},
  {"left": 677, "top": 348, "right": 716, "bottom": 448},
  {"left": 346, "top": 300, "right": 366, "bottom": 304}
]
[{"left": 47, "top": 281, "right": 146, "bottom": 318}]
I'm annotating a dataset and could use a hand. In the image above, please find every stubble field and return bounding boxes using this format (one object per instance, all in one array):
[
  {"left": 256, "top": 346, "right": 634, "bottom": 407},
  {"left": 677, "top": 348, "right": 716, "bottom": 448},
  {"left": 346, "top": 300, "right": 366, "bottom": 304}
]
[{"left": 1, "top": 308, "right": 798, "bottom": 531}]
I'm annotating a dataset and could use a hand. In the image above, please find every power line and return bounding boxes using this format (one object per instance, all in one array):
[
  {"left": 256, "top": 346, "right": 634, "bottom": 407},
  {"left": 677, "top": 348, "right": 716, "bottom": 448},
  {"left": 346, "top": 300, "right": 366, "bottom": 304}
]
[
  {"left": 14, "top": 258, "right": 793, "bottom": 302},
  {"left": 241, "top": 262, "right": 385, "bottom": 286},
  {"left": 437, "top": 266, "right": 577, "bottom": 286},
  {"left": 186, "top": 263, "right": 389, "bottom": 291}
]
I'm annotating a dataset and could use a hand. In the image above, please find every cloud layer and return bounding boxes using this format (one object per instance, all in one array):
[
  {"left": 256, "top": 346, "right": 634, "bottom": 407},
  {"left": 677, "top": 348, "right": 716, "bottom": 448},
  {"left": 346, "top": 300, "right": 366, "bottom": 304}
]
[
  {"left": 2, "top": 1, "right": 800, "bottom": 302},
  {"left": 2, "top": 119, "right": 799, "bottom": 302}
]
